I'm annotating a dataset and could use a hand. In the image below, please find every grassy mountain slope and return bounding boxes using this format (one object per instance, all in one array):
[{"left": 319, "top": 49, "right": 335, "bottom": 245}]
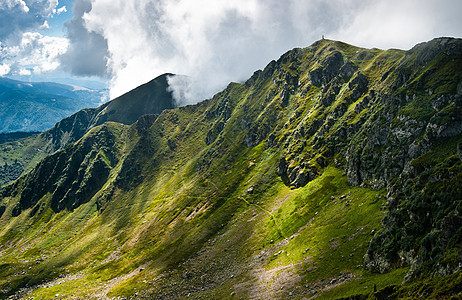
[
  {"left": 0, "top": 74, "right": 176, "bottom": 188},
  {"left": 0, "top": 38, "right": 461, "bottom": 299}
]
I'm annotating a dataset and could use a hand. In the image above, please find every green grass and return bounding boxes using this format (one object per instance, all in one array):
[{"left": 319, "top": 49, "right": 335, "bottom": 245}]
[
  {"left": 255, "top": 167, "right": 387, "bottom": 287},
  {"left": 0, "top": 38, "right": 461, "bottom": 299},
  {"left": 317, "top": 267, "right": 409, "bottom": 299},
  {"left": 397, "top": 94, "right": 434, "bottom": 121}
]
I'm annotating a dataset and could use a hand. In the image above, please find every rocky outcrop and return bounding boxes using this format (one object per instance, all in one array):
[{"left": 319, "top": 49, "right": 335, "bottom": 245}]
[
  {"left": 233, "top": 38, "right": 462, "bottom": 279},
  {"left": 43, "top": 108, "right": 97, "bottom": 152},
  {"left": 309, "top": 51, "right": 345, "bottom": 86},
  {"left": 9, "top": 125, "right": 117, "bottom": 215},
  {"left": 0, "top": 161, "right": 23, "bottom": 188}
]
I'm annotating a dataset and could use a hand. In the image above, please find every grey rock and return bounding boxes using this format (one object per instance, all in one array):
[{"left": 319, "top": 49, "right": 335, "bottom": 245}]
[
  {"left": 292, "top": 170, "right": 308, "bottom": 188},
  {"left": 277, "top": 158, "right": 287, "bottom": 176}
]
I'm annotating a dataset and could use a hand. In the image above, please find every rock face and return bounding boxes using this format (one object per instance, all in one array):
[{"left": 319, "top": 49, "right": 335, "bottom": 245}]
[
  {"left": 0, "top": 160, "right": 23, "bottom": 187},
  {"left": 9, "top": 125, "right": 117, "bottom": 215}
]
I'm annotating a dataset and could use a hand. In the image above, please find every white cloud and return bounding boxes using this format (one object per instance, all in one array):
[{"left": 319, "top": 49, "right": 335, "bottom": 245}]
[
  {"left": 82, "top": 0, "right": 165, "bottom": 97},
  {"left": 60, "top": 0, "right": 462, "bottom": 104},
  {"left": 0, "top": 31, "right": 68, "bottom": 76},
  {"left": 167, "top": 75, "right": 210, "bottom": 107},
  {"left": 81, "top": 0, "right": 322, "bottom": 101},
  {"left": 0, "top": 0, "right": 30, "bottom": 13},
  {"left": 54, "top": 6, "right": 67, "bottom": 14},
  {"left": 0, "top": 0, "right": 59, "bottom": 40},
  {"left": 0, "top": 64, "right": 11, "bottom": 76},
  {"left": 19, "top": 68, "right": 31, "bottom": 75},
  {"left": 19, "top": 0, "right": 29, "bottom": 12},
  {"left": 331, "top": 0, "right": 462, "bottom": 50},
  {"left": 39, "top": 20, "right": 50, "bottom": 30}
]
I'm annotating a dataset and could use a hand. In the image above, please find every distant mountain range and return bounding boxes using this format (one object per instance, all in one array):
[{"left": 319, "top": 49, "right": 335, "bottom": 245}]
[{"left": 0, "top": 77, "right": 107, "bottom": 133}]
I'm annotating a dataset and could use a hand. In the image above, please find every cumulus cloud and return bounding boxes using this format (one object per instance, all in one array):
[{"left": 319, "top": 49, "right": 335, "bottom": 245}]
[
  {"left": 0, "top": 31, "right": 68, "bottom": 76},
  {"left": 0, "top": 64, "right": 11, "bottom": 77},
  {"left": 0, "top": 0, "right": 58, "bottom": 41},
  {"left": 59, "top": 0, "right": 462, "bottom": 104},
  {"left": 0, "top": 0, "right": 29, "bottom": 13},
  {"left": 331, "top": 0, "right": 462, "bottom": 50},
  {"left": 0, "top": 0, "right": 72, "bottom": 78},
  {"left": 167, "top": 75, "right": 210, "bottom": 107},
  {"left": 58, "top": 0, "right": 109, "bottom": 77},
  {"left": 66, "top": 0, "right": 352, "bottom": 102}
]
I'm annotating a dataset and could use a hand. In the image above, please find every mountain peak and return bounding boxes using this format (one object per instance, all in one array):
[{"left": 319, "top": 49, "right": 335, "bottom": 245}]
[{"left": 93, "top": 73, "right": 176, "bottom": 126}]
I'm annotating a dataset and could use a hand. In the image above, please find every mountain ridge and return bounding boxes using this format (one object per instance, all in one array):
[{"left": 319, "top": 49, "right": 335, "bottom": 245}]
[
  {"left": 0, "top": 37, "right": 461, "bottom": 299},
  {"left": 42, "top": 72, "right": 176, "bottom": 152},
  {"left": 0, "top": 73, "right": 177, "bottom": 187}
]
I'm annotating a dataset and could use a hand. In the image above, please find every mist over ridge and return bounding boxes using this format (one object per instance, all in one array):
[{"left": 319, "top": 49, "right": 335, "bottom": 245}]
[{"left": 58, "top": 0, "right": 462, "bottom": 104}]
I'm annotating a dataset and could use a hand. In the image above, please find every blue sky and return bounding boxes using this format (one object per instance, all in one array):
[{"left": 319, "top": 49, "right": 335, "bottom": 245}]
[
  {"left": 41, "top": 0, "right": 73, "bottom": 38},
  {"left": 1, "top": 0, "right": 461, "bottom": 101}
]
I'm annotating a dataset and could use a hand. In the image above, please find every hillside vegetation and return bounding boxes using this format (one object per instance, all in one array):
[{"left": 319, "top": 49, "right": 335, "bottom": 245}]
[
  {"left": 0, "top": 38, "right": 461, "bottom": 299},
  {"left": 0, "top": 74, "right": 176, "bottom": 188}
]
